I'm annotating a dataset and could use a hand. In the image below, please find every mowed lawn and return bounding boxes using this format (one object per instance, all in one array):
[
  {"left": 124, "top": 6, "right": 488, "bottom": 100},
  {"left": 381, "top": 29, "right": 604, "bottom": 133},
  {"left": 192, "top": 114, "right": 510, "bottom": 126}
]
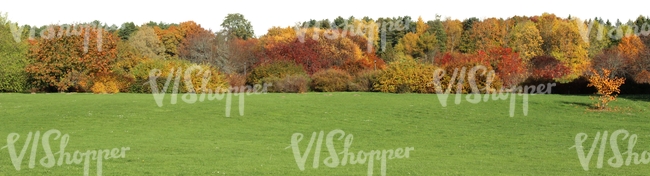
[{"left": 1, "top": 92, "right": 649, "bottom": 175}]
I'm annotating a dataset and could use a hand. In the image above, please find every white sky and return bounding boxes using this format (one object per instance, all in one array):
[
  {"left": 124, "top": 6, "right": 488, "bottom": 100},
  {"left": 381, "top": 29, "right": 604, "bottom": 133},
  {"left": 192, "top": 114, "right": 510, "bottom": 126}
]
[{"left": 1, "top": 0, "right": 648, "bottom": 37}]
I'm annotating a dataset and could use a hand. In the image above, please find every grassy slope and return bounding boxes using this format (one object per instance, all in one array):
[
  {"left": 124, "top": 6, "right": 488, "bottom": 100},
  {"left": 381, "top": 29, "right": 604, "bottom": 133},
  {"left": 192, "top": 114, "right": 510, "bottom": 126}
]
[{"left": 0, "top": 92, "right": 649, "bottom": 175}]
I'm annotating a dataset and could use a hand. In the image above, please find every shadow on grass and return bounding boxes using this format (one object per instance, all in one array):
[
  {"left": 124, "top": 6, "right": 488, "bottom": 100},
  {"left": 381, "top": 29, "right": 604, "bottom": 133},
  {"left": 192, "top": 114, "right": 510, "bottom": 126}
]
[
  {"left": 560, "top": 101, "right": 594, "bottom": 109},
  {"left": 619, "top": 94, "right": 650, "bottom": 103}
]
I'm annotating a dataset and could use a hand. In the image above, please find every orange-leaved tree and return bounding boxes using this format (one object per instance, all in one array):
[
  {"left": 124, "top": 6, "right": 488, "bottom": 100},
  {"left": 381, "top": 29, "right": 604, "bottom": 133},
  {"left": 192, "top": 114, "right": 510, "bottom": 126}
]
[
  {"left": 587, "top": 68, "right": 626, "bottom": 110},
  {"left": 26, "top": 24, "right": 118, "bottom": 92}
]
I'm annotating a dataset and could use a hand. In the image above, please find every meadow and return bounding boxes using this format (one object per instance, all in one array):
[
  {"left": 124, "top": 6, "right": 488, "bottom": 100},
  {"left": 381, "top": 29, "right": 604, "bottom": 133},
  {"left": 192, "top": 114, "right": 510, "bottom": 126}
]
[{"left": 0, "top": 92, "right": 649, "bottom": 175}]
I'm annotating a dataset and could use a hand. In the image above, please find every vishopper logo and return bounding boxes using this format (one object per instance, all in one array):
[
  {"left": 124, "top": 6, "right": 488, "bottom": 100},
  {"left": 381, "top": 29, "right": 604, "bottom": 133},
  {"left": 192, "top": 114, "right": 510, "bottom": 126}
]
[
  {"left": 432, "top": 65, "right": 555, "bottom": 117},
  {"left": 8, "top": 23, "right": 112, "bottom": 53},
  {"left": 288, "top": 129, "right": 414, "bottom": 176},
  {"left": 0, "top": 129, "right": 130, "bottom": 176},
  {"left": 576, "top": 18, "right": 650, "bottom": 42},
  {"left": 148, "top": 66, "right": 272, "bottom": 117},
  {"left": 570, "top": 129, "right": 650, "bottom": 171}
]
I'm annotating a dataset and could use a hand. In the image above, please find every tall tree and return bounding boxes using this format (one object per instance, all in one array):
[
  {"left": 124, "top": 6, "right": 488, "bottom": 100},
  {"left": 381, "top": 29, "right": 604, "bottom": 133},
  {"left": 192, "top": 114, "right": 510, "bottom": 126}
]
[
  {"left": 442, "top": 18, "right": 463, "bottom": 53},
  {"left": 118, "top": 22, "right": 137, "bottom": 40},
  {"left": 507, "top": 20, "right": 543, "bottom": 62},
  {"left": 617, "top": 35, "right": 645, "bottom": 61},
  {"left": 221, "top": 13, "right": 255, "bottom": 40},
  {"left": 535, "top": 13, "right": 559, "bottom": 54},
  {"left": 395, "top": 17, "right": 438, "bottom": 62},
  {"left": 547, "top": 19, "right": 591, "bottom": 82},
  {"left": 178, "top": 29, "right": 217, "bottom": 65},
  {"left": 228, "top": 38, "right": 262, "bottom": 74},
  {"left": 129, "top": 25, "right": 165, "bottom": 59},
  {"left": 617, "top": 35, "right": 648, "bottom": 82},
  {"left": 586, "top": 19, "right": 612, "bottom": 58},
  {"left": 459, "top": 17, "right": 479, "bottom": 53},
  {"left": 469, "top": 18, "right": 507, "bottom": 52},
  {"left": 427, "top": 15, "right": 447, "bottom": 52},
  {"left": 154, "top": 25, "right": 183, "bottom": 57},
  {"left": 25, "top": 24, "right": 118, "bottom": 92},
  {"left": 0, "top": 12, "right": 30, "bottom": 92}
]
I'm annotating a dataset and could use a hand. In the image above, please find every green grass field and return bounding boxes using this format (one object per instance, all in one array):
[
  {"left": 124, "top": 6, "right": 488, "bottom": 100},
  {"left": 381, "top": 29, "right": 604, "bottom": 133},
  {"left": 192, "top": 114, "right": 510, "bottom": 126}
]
[{"left": 1, "top": 92, "right": 649, "bottom": 175}]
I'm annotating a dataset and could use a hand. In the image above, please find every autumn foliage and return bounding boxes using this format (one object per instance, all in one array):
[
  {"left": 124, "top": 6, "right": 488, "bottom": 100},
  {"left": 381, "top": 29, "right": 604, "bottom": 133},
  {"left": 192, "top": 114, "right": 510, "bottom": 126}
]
[
  {"left": 529, "top": 55, "right": 571, "bottom": 80},
  {"left": 587, "top": 68, "right": 626, "bottom": 110},
  {"left": 310, "top": 69, "right": 352, "bottom": 92},
  {"left": 25, "top": 24, "right": 118, "bottom": 92},
  {"left": 2, "top": 13, "right": 649, "bottom": 98},
  {"left": 261, "top": 27, "right": 385, "bottom": 75}
]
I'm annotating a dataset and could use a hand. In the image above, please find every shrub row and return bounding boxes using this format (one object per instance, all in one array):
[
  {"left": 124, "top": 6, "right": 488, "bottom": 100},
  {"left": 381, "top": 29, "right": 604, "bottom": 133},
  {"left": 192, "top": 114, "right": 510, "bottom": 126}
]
[{"left": 128, "top": 58, "right": 228, "bottom": 94}]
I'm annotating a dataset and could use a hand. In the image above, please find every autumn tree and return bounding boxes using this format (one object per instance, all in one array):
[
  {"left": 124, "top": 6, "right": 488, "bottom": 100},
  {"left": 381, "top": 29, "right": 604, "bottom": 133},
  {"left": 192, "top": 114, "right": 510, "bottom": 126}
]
[
  {"left": 263, "top": 26, "right": 383, "bottom": 74},
  {"left": 227, "top": 38, "right": 262, "bottom": 74},
  {"left": 529, "top": 55, "right": 571, "bottom": 80},
  {"left": 25, "top": 24, "right": 118, "bottom": 92},
  {"left": 178, "top": 29, "right": 217, "bottom": 65},
  {"left": 634, "top": 36, "right": 650, "bottom": 84},
  {"left": 489, "top": 48, "right": 527, "bottom": 87},
  {"left": 538, "top": 14, "right": 589, "bottom": 82},
  {"left": 395, "top": 33, "right": 423, "bottom": 60},
  {"left": 114, "top": 40, "right": 143, "bottom": 75},
  {"left": 587, "top": 68, "right": 626, "bottom": 110},
  {"left": 179, "top": 21, "right": 205, "bottom": 38},
  {"left": 154, "top": 25, "right": 183, "bottom": 57},
  {"left": 129, "top": 25, "right": 165, "bottom": 59},
  {"left": 442, "top": 18, "right": 463, "bottom": 53},
  {"left": 468, "top": 18, "right": 507, "bottom": 52},
  {"left": 349, "top": 18, "right": 380, "bottom": 53},
  {"left": 535, "top": 13, "right": 559, "bottom": 53},
  {"left": 395, "top": 17, "right": 438, "bottom": 62},
  {"left": 617, "top": 35, "right": 645, "bottom": 63},
  {"left": 221, "top": 13, "right": 255, "bottom": 40},
  {"left": 507, "top": 20, "right": 543, "bottom": 62},
  {"left": 178, "top": 21, "right": 225, "bottom": 67},
  {"left": 110, "top": 39, "right": 150, "bottom": 92},
  {"left": 617, "top": 35, "right": 649, "bottom": 83},
  {"left": 585, "top": 19, "right": 612, "bottom": 58},
  {"left": 592, "top": 48, "right": 628, "bottom": 78}
]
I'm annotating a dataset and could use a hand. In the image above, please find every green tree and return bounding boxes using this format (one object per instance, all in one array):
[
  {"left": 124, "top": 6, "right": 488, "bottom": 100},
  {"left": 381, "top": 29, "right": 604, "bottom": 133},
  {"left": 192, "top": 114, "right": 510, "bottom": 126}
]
[
  {"left": 459, "top": 17, "right": 479, "bottom": 53},
  {"left": 395, "top": 17, "right": 437, "bottom": 61},
  {"left": 334, "top": 16, "right": 346, "bottom": 28},
  {"left": 586, "top": 19, "right": 611, "bottom": 58},
  {"left": 221, "top": 13, "right": 255, "bottom": 40},
  {"left": 118, "top": 22, "right": 137, "bottom": 41},
  {"left": 427, "top": 15, "right": 447, "bottom": 52},
  {"left": 0, "top": 12, "right": 30, "bottom": 92}
]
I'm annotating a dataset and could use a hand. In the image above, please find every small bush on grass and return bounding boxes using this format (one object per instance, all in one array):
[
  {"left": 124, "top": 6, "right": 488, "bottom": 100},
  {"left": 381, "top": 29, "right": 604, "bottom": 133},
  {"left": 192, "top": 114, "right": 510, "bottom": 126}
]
[
  {"left": 129, "top": 59, "right": 228, "bottom": 93},
  {"left": 226, "top": 73, "right": 247, "bottom": 92},
  {"left": 310, "top": 69, "right": 352, "bottom": 92},
  {"left": 375, "top": 60, "right": 438, "bottom": 93},
  {"left": 587, "top": 68, "right": 626, "bottom": 110},
  {"left": 349, "top": 70, "right": 382, "bottom": 92},
  {"left": 261, "top": 75, "right": 310, "bottom": 93},
  {"left": 247, "top": 61, "right": 306, "bottom": 85}
]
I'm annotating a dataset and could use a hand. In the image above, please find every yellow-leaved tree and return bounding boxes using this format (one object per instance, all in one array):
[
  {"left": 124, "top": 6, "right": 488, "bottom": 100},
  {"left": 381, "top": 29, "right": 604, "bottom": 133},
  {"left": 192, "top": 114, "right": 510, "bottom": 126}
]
[{"left": 587, "top": 68, "right": 626, "bottom": 110}]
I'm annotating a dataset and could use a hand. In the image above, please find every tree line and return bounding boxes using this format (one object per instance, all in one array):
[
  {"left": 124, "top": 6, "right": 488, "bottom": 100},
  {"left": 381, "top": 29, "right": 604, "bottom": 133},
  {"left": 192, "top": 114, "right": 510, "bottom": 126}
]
[{"left": 0, "top": 12, "right": 649, "bottom": 95}]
